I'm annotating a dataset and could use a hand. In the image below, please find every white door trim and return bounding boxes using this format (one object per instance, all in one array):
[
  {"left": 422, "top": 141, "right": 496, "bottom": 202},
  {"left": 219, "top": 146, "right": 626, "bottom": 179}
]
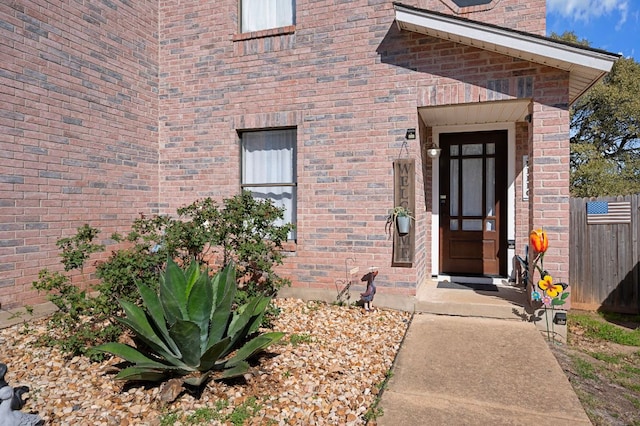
[{"left": 430, "top": 122, "right": 516, "bottom": 278}]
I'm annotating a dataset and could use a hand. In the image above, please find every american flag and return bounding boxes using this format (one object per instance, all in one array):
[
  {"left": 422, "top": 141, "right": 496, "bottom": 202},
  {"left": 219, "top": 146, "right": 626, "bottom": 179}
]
[{"left": 586, "top": 201, "right": 632, "bottom": 224}]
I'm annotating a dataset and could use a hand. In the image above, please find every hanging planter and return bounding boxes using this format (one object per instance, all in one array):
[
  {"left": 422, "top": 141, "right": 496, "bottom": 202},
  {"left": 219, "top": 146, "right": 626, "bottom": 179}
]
[
  {"left": 396, "top": 215, "right": 411, "bottom": 234},
  {"left": 386, "top": 206, "right": 413, "bottom": 236}
]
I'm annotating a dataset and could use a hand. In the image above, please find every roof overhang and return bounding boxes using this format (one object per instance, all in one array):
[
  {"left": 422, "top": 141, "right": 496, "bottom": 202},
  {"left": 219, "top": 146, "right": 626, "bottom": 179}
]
[
  {"left": 419, "top": 99, "right": 530, "bottom": 127},
  {"left": 394, "top": 3, "right": 620, "bottom": 104}
]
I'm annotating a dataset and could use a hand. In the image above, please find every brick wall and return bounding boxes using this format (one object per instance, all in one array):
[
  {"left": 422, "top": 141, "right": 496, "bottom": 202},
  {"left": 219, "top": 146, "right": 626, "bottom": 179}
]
[
  {"left": 158, "top": 0, "right": 569, "bottom": 295},
  {"left": 0, "top": 1, "right": 159, "bottom": 308},
  {"left": 0, "top": 0, "right": 570, "bottom": 307},
  {"left": 529, "top": 72, "right": 571, "bottom": 285},
  {"left": 416, "top": 0, "right": 546, "bottom": 35}
]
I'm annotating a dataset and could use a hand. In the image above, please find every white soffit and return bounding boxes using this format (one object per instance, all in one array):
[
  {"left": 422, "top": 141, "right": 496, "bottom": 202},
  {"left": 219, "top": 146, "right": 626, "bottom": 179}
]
[
  {"left": 419, "top": 99, "right": 530, "bottom": 126},
  {"left": 394, "top": 4, "right": 620, "bottom": 104}
]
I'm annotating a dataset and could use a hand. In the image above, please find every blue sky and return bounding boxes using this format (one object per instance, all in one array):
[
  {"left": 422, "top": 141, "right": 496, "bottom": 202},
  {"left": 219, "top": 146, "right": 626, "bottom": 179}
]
[{"left": 546, "top": 0, "right": 639, "bottom": 60}]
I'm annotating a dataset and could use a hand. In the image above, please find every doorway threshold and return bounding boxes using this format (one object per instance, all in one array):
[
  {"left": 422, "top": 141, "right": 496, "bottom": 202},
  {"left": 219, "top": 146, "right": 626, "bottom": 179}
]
[{"left": 435, "top": 275, "right": 510, "bottom": 286}]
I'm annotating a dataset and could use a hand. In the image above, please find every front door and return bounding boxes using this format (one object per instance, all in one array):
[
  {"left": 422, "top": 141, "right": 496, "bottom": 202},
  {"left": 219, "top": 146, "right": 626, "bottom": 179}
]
[{"left": 439, "top": 131, "right": 507, "bottom": 276}]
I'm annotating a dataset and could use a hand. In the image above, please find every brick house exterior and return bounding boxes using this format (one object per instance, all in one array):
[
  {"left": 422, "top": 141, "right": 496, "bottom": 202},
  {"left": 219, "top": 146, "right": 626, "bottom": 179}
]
[{"left": 0, "top": 0, "right": 617, "bottom": 308}]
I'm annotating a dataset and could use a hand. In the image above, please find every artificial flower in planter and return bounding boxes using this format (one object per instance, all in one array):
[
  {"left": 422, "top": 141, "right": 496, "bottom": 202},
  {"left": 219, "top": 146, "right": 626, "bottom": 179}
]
[{"left": 385, "top": 206, "right": 414, "bottom": 235}]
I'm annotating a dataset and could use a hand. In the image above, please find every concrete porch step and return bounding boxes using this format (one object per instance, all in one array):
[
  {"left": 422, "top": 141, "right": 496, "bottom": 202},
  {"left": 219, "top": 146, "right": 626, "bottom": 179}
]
[{"left": 415, "top": 279, "right": 529, "bottom": 321}]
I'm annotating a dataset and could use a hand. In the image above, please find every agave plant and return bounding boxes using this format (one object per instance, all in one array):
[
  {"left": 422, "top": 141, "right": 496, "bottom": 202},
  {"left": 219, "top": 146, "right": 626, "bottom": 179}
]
[{"left": 92, "top": 259, "right": 284, "bottom": 387}]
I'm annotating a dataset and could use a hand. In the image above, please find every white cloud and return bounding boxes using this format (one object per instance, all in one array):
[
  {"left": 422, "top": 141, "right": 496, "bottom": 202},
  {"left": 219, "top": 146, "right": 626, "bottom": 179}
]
[{"left": 547, "top": 0, "right": 628, "bottom": 28}]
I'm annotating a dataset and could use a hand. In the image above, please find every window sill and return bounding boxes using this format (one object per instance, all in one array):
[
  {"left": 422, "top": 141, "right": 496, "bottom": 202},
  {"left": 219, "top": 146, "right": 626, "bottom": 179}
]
[
  {"left": 280, "top": 240, "right": 297, "bottom": 253},
  {"left": 233, "top": 25, "right": 295, "bottom": 42}
]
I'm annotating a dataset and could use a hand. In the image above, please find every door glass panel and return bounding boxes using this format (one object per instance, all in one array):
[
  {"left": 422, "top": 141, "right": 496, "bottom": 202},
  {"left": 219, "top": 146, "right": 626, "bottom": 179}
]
[
  {"left": 486, "top": 157, "right": 495, "bottom": 216},
  {"left": 462, "top": 219, "right": 483, "bottom": 231},
  {"left": 486, "top": 143, "right": 495, "bottom": 155},
  {"left": 462, "top": 158, "right": 482, "bottom": 216},
  {"left": 462, "top": 144, "right": 483, "bottom": 156},
  {"left": 450, "top": 159, "right": 459, "bottom": 216},
  {"left": 486, "top": 219, "right": 496, "bottom": 231},
  {"left": 450, "top": 145, "right": 459, "bottom": 156},
  {"left": 450, "top": 219, "right": 458, "bottom": 231}
]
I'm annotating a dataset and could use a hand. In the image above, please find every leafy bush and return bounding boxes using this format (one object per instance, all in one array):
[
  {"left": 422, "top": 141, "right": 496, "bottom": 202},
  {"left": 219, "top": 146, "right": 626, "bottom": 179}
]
[
  {"left": 32, "top": 226, "right": 121, "bottom": 358},
  {"left": 103, "top": 192, "right": 294, "bottom": 300},
  {"left": 91, "top": 259, "right": 284, "bottom": 386},
  {"left": 32, "top": 193, "right": 293, "bottom": 357}
]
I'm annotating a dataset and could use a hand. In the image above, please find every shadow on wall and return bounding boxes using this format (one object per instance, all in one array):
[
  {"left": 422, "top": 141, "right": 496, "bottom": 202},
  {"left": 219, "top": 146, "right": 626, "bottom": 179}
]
[{"left": 375, "top": 23, "right": 524, "bottom": 101}]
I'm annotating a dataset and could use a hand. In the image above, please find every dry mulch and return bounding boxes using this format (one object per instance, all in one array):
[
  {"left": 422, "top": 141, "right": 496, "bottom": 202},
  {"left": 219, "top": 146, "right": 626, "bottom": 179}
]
[{"left": 0, "top": 299, "right": 411, "bottom": 425}]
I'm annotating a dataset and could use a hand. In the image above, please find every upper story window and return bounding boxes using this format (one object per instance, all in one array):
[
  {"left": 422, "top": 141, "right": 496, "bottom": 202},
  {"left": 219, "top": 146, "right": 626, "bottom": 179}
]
[{"left": 241, "top": 0, "right": 295, "bottom": 33}]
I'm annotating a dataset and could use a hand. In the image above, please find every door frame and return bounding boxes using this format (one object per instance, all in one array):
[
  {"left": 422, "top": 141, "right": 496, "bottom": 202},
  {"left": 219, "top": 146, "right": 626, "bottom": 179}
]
[{"left": 430, "top": 122, "right": 516, "bottom": 279}]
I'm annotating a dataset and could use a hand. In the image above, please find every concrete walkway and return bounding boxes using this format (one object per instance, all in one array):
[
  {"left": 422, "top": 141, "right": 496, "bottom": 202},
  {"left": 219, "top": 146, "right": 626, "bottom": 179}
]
[
  {"left": 376, "top": 279, "right": 590, "bottom": 425},
  {"left": 377, "top": 313, "right": 590, "bottom": 425}
]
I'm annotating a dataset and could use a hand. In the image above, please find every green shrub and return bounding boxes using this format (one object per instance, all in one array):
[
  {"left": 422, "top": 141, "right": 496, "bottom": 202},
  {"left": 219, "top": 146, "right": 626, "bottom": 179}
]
[
  {"left": 56, "top": 224, "right": 105, "bottom": 271},
  {"left": 105, "top": 192, "right": 294, "bottom": 299},
  {"left": 32, "top": 192, "right": 294, "bottom": 357},
  {"left": 91, "top": 259, "right": 284, "bottom": 387},
  {"left": 32, "top": 227, "right": 120, "bottom": 358}
]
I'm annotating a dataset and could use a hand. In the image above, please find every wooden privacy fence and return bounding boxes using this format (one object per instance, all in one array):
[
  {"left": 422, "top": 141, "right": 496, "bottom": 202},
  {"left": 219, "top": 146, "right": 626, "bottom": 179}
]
[{"left": 570, "top": 194, "right": 639, "bottom": 313}]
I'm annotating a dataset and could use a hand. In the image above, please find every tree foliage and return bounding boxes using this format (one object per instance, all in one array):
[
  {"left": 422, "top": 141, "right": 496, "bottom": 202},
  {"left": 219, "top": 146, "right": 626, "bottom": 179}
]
[{"left": 552, "top": 32, "right": 640, "bottom": 197}]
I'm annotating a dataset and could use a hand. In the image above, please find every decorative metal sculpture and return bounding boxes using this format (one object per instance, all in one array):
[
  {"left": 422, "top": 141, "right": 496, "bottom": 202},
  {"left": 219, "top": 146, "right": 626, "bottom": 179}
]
[{"left": 0, "top": 363, "right": 43, "bottom": 426}]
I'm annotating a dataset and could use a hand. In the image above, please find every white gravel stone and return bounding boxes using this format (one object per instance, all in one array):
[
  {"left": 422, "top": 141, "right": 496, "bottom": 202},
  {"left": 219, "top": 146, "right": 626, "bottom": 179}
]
[{"left": 0, "top": 298, "right": 410, "bottom": 425}]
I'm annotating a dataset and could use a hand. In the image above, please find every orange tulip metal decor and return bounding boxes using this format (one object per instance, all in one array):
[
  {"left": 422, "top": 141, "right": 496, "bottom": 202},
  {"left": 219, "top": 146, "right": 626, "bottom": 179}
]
[
  {"left": 529, "top": 229, "right": 549, "bottom": 254},
  {"left": 528, "top": 228, "right": 569, "bottom": 343}
]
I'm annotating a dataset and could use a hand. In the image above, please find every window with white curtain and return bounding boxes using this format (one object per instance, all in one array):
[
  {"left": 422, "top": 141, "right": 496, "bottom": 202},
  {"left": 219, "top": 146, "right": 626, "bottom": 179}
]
[
  {"left": 241, "top": 128, "right": 297, "bottom": 239},
  {"left": 241, "top": 0, "right": 295, "bottom": 33}
]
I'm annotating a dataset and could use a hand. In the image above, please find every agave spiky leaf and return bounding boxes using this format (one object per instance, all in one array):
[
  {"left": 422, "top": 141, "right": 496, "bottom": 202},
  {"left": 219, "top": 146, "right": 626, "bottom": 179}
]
[
  {"left": 136, "top": 281, "right": 181, "bottom": 356},
  {"left": 90, "top": 342, "right": 188, "bottom": 383},
  {"left": 220, "top": 361, "right": 250, "bottom": 379},
  {"left": 220, "top": 296, "right": 270, "bottom": 358},
  {"left": 208, "top": 264, "right": 236, "bottom": 345},
  {"left": 116, "top": 299, "right": 184, "bottom": 364},
  {"left": 115, "top": 367, "right": 168, "bottom": 382},
  {"left": 183, "top": 260, "right": 201, "bottom": 297},
  {"left": 186, "top": 270, "right": 214, "bottom": 353},
  {"left": 91, "top": 342, "right": 173, "bottom": 369},
  {"left": 223, "top": 332, "right": 285, "bottom": 368},
  {"left": 168, "top": 319, "right": 201, "bottom": 368},
  {"left": 160, "top": 258, "right": 189, "bottom": 325},
  {"left": 199, "top": 337, "right": 231, "bottom": 372}
]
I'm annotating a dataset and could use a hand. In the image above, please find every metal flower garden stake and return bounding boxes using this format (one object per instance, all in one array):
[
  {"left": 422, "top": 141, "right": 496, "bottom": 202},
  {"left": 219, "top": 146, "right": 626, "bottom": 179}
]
[{"left": 529, "top": 229, "right": 569, "bottom": 342}]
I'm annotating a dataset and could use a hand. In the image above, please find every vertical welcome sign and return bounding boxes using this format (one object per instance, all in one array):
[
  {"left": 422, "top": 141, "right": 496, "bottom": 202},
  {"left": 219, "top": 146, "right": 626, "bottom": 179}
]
[{"left": 393, "top": 159, "right": 415, "bottom": 265}]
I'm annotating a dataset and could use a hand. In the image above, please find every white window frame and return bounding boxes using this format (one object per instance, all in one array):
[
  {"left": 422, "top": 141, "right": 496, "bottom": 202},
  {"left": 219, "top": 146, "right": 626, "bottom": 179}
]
[
  {"left": 241, "top": 128, "right": 297, "bottom": 240},
  {"left": 240, "top": 0, "right": 295, "bottom": 33}
]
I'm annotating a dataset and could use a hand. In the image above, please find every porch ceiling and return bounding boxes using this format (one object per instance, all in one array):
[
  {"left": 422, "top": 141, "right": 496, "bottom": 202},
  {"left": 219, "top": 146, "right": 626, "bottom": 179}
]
[
  {"left": 393, "top": 3, "right": 620, "bottom": 105},
  {"left": 419, "top": 99, "right": 530, "bottom": 127}
]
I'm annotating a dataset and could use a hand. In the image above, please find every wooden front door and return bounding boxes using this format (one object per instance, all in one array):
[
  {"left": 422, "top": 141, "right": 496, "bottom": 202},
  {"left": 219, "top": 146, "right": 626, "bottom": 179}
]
[{"left": 439, "top": 131, "right": 507, "bottom": 276}]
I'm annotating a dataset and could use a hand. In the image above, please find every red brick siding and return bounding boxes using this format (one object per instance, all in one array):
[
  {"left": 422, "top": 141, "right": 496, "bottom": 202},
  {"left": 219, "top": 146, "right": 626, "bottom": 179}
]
[
  {"left": 0, "top": 1, "right": 159, "bottom": 308},
  {"left": 158, "top": 0, "right": 569, "bottom": 295},
  {"left": 530, "top": 72, "right": 571, "bottom": 285},
  {"left": 1, "top": 0, "right": 571, "bottom": 307},
  {"left": 415, "top": 0, "right": 546, "bottom": 35}
]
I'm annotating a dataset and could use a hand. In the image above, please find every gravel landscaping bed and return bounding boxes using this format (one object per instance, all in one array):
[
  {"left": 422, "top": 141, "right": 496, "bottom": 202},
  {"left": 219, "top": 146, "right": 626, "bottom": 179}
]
[{"left": 0, "top": 298, "right": 411, "bottom": 425}]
